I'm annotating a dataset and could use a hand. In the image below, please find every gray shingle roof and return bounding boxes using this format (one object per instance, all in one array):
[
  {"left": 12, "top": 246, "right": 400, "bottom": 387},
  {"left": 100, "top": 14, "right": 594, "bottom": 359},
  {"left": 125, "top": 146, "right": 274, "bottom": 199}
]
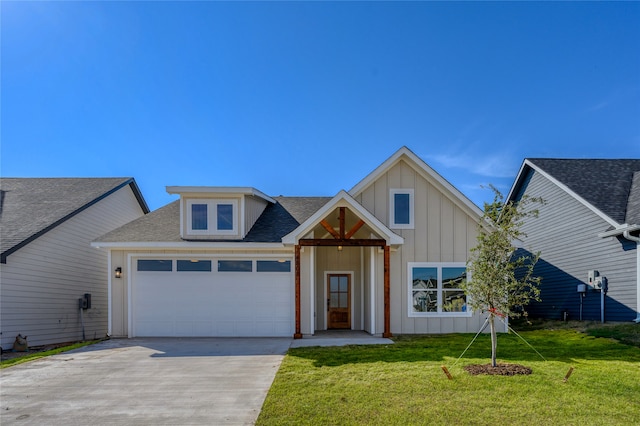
[
  {"left": 626, "top": 172, "right": 640, "bottom": 225},
  {"left": 0, "top": 177, "right": 148, "bottom": 261},
  {"left": 95, "top": 196, "right": 332, "bottom": 244},
  {"left": 528, "top": 159, "right": 640, "bottom": 224}
]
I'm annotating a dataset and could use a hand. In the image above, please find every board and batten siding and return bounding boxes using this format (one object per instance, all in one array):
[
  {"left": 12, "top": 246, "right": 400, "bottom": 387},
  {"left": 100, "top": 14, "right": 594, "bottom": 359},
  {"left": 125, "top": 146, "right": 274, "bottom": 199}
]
[
  {"left": 517, "top": 170, "right": 637, "bottom": 321},
  {"left": 243, "top": 195, "right": 269, "bottom": 238},
  {"left": 0, "top": 186, "right": 146, "bottom": 349},
  {"left": 354, "top": 159, "right": 490, "bottom": 334},
  {"left": 314, "top": 246, "right": 363, "bottom": 331}
]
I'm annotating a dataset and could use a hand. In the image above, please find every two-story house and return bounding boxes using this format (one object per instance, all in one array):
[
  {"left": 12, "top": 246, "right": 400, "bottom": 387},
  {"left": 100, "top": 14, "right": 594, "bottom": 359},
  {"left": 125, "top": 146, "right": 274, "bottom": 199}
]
[{"left": 93, "top": 147, "right": 500, "bottom": 339}]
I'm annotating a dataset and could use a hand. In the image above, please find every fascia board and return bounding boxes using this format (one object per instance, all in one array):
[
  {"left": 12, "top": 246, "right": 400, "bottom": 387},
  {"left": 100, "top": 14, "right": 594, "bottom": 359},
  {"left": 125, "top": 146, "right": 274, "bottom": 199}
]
[
  {"left": 349, "top": 146, "right": 484, "bottom": 221},
  {"left": 349, "top": 147, "right": 409, "bottom": 196},
  {"left": 91, "top": 241, "right": 288, "bottom": 250},
  {"left": 282, "top": 190, "right": 404, "bottom": 246},
  {"left": 517, "top": 159, "right": 620, "bottom": 228},
  {"left": 166, "top": 186, "right": 275, "bottom": 204},
  {"left": 505, "top": 160, "right": 529, "bottom": 202}
]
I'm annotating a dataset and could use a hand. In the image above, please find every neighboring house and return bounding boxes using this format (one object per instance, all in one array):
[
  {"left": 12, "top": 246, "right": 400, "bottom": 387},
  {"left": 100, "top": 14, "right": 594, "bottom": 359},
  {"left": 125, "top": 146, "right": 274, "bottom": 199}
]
[
  {"left": 0, "top": 178, "right": 149, "bottom": 349},
  {"left": 93, "top": 147, "right": 502, "bottom": 339},
  {"left": 507, "top": 159, "right": 640, "bottom": 323}
]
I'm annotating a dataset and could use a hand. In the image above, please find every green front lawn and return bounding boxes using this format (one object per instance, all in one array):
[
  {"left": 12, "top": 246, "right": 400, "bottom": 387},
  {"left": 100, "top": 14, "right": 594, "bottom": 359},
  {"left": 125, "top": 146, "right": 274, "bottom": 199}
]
[{"left": 258, "top": 326, "right": 640, "bottom": 425}]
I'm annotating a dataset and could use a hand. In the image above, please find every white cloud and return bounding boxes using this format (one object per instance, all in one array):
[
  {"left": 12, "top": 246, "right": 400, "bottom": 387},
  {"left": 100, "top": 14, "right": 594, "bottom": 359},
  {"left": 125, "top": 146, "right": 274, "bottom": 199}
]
[{"left": 427, "top": 151, "right": 520, "bottom": 179}]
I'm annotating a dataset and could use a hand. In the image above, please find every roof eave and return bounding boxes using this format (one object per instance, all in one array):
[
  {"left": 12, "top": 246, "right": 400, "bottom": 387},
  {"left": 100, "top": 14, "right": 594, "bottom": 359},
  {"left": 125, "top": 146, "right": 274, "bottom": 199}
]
[
  {"left": 509, "top": 159, "right": 620, "bottom": 228},
  {"left": 166, "top": 186, "right": 275, "bottom": 204},
  {"left": 91, "top": 241, "right": 289, "bottom": 250},
  {"left": 349, "top": 146, "right": 484, "bottom": 220},
  {"left": 2, "top": 178, "right": 147, "bottom": 263}
]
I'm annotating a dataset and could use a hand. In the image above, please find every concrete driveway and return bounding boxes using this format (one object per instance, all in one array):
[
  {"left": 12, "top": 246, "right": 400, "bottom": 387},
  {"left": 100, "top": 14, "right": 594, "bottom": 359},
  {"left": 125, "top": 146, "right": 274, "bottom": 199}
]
[{"left": 0, "top": 338, "right": 291, "bottom": 426}]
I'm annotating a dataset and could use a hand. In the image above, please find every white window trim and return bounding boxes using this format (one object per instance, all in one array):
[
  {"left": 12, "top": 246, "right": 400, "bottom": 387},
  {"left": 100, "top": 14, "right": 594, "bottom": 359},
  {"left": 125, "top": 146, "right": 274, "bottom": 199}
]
[
  {"left": 407, "top": 262, "right": 472, "bottom": 317},
  {"left": 186, "top": 199, "right": 239, "bottom": 236},
  {"left": 390, "top": 188, "right": 414, "bottom": 229}
]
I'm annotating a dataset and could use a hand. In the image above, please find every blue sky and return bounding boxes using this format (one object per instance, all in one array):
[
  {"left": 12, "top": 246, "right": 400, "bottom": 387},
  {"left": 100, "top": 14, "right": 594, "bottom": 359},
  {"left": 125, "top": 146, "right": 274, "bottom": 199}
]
[{"left": 2, "top": 1, "right": 639, "bottom": 211}]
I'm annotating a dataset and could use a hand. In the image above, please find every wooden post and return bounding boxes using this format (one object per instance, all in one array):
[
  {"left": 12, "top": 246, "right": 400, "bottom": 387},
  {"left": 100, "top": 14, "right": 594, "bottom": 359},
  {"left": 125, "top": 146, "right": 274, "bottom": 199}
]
[
  {"left": 441, "top": 365, "right": 453, "bottom": 380},
  {"left": 563, "top": 366, "right": 574, "bottom": 383},
  {"left": 383, "top": 245, "right": 392, "bottom": 338},
  {"left": 294, "top": 245, "right": 302, "bottom": 339}
]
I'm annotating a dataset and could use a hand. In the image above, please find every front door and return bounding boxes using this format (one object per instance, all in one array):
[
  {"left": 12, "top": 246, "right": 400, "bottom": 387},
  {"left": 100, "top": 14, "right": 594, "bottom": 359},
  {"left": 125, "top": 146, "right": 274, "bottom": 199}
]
[{"left": 327, "top": 274, "right": 350, "bottom": 329}]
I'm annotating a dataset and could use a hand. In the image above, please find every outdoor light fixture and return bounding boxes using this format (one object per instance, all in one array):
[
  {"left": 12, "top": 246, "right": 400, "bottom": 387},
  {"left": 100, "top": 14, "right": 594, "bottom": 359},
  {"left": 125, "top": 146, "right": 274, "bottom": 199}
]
[
  {"left": 115, "top": 267, "right": 122, "bottom": 279},
  {"left": 338, "top": 245, "right": 343, "bottom": 252}
]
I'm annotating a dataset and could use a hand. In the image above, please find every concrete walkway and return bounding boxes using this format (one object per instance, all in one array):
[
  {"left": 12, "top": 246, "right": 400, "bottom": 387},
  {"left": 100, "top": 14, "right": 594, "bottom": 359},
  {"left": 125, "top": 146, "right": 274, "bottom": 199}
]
[
  {"left": 290, "top": 330, "right": 394, "bottom": 348},
  {"left": 0, "top": 338, "right": 291, "bottom": 426}
]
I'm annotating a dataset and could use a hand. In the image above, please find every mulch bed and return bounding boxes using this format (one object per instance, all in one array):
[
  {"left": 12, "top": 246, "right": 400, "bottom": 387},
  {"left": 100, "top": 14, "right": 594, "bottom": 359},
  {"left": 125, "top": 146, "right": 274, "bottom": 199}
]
[{"left": 464, "top": 363, "right": 532, "bottom": 376}]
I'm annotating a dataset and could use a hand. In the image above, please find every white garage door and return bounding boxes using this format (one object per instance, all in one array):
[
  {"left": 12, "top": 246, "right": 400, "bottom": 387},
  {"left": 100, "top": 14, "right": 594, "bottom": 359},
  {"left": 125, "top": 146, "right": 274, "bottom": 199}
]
[{"left": 132, "top": 258, "right": 293, "bottom": 337}]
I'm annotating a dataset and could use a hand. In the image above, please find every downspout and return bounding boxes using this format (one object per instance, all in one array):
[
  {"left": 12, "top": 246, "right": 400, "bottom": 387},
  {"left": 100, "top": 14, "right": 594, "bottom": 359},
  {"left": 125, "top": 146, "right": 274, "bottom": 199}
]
[{"left": 622, "top": 230, "right": 640, "bottom": 323}]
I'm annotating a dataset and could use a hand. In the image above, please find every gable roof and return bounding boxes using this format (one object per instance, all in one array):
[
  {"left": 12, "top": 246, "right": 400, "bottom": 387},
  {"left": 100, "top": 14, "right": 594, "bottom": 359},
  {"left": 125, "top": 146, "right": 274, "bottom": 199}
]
[
  {"left": 282, "top": 190, "right": 404, "bottom": 246},
  {"left": 349, "top": 146, "right": 484, "bottom": 220},
  {"left": 508, "top": 159, "right": 640, "bottom": 227},
  {"left": 93, "top": 196, "right": 331, "bottom": 247},
  {"left": 0, "top": 177, "right": 149, "bottom": 262}
]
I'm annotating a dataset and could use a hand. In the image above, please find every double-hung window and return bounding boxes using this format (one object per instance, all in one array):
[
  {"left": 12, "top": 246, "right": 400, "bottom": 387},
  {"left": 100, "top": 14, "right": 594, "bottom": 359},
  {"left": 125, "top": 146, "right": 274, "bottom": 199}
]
[
  {"left": 186, "top": 199, "right": 238, "bottom": 235},
  {"left": 408, "top": 262, "right": 471, "bottom": 316},
  {"left": 390, "top": 189, "right": 414, "bottom": 229}
]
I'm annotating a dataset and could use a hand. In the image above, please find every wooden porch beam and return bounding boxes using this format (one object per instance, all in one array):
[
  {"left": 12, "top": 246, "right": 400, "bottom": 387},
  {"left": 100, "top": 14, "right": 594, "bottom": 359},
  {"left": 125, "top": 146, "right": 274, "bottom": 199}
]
[
  {"left": 294, "top": 245, "right": 302, "bottom": 339},
  {"left": 383, "top": 245, "right": 392, "bottom": 338},
  {"left": 320, "top": 220, "right": 341, "bottom": 239},
  {"left": 344, "top": 219, "right": 365, "bottom": 240},
  {"left": 339, "top": 207, "right": 345, "bottom": 239},
  {"left": 299, "top": 239, "right": 386, "bottom": 247}
]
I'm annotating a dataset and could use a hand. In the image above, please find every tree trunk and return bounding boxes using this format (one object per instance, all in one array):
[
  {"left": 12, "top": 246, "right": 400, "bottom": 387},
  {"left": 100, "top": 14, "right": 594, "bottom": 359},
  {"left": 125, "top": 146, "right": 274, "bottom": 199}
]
[{"left": 489, "top": 314, "right": 497, "bottom": 367}]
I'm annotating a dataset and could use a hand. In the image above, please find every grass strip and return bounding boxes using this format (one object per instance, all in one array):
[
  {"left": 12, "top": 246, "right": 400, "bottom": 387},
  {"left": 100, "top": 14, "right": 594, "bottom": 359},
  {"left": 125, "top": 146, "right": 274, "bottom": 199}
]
[{"left": 1, "top": 340, "right": 100, "bottom": 369}]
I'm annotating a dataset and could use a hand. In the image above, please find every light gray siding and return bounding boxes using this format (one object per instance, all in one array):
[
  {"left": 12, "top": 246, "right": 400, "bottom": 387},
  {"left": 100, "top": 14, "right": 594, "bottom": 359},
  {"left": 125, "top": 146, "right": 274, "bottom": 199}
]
[
  {"left": 517, "top": 170, "right": 637, "bottom": 321},
  {"left": 0, "top": 186, "right": 146, "bottom": 349}
]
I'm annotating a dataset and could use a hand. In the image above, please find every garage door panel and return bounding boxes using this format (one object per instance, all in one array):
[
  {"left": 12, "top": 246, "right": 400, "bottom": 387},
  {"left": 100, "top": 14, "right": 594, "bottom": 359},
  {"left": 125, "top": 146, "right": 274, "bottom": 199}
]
[{"left": 133, "top": 263, "right": 293, "bottom": 337}]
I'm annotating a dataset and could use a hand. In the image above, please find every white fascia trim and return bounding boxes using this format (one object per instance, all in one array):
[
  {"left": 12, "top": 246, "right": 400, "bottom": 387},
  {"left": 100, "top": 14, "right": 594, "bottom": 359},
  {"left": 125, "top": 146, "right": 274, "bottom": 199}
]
[
  {"left": 349, "top": 146, "right": 484, "bottom": 219},
  {"left": 505, "top": 160, "right": 529, "bottom": 202},
  {"left": 166, "top": 186, "right": 275, "bottom": 204},
  {"left": 91, "top": 241, "right": 290, "bottom": 250},
  {"left": 512, "top": 159, "right": 619, "bottom": 228},
  {"left": 281, "top": 190, "right": 404, "bottom": 246}
]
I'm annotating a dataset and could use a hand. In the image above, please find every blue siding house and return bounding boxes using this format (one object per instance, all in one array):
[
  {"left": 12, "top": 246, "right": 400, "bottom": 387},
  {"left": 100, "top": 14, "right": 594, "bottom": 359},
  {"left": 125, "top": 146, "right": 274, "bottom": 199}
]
[{"left": 507, "top": 159, "right": 640, "bottom": 323}]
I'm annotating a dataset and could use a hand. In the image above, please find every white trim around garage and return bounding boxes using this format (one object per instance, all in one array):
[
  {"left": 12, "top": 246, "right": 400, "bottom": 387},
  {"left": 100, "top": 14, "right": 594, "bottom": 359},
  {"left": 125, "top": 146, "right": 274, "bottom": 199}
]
[{"left": 126, "top": 252, "right": 294, "bottom": 338}]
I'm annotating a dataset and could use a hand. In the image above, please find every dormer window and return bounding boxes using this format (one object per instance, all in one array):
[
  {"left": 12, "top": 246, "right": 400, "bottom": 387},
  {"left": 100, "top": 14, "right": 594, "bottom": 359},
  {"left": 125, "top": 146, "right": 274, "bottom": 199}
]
[
  {"left": 191, "top": 204, "right": 208, "bottom": 230},
  {"left": 187, "top": 199, "right": 238, "bottom": 235},
  {"left": 390, "top": 189, "right": 414, "bottom": 229}
]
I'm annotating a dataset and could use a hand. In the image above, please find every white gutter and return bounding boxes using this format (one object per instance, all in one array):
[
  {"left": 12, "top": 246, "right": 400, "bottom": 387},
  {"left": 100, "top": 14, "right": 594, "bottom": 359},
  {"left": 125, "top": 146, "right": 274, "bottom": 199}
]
[{"left": 622, "top": 230, "right": 640, "bottom": 323}]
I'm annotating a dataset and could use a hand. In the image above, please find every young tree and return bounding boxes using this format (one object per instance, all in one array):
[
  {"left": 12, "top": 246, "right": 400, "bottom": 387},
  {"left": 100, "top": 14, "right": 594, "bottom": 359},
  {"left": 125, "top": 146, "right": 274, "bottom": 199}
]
[{"left": 462, "top": 186, "right": 543, "bottom": 367}]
